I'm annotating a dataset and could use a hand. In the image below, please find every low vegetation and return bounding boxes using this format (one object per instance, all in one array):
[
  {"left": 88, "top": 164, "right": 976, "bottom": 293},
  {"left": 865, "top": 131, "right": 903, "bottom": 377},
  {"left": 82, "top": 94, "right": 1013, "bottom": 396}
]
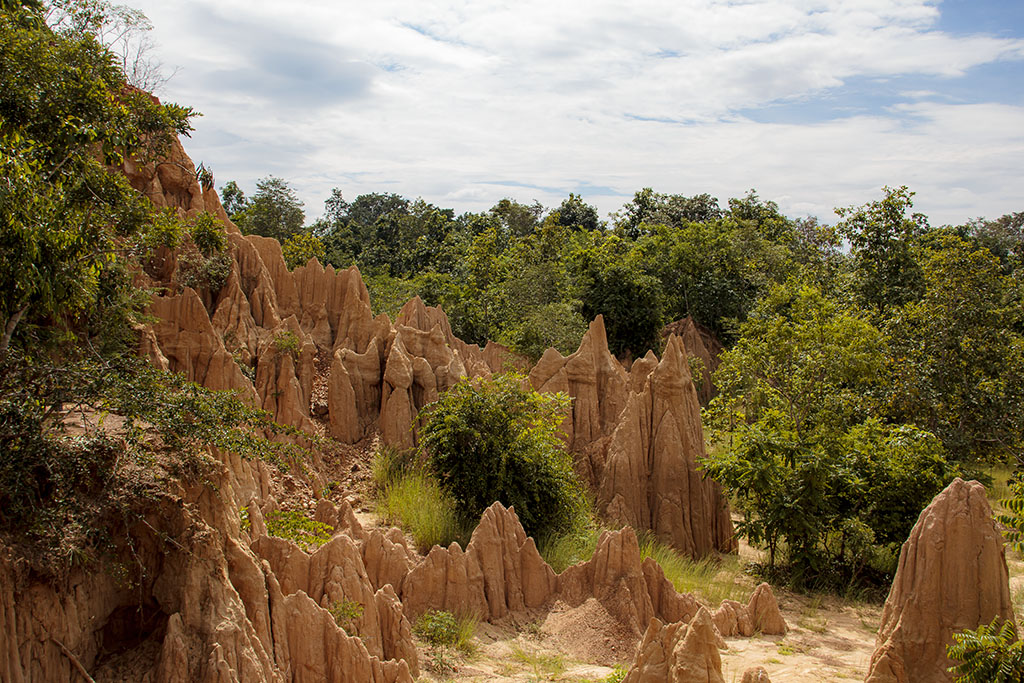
[{"left": 264, "top": 510, "right": 334, "bottom": 550}]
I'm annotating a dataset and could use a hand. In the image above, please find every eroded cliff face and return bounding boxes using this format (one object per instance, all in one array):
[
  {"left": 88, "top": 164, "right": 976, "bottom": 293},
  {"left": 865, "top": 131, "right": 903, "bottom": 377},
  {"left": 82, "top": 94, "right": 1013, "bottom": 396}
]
[{"left": 0, "top": 135, "right": 754, "bottom": 682}]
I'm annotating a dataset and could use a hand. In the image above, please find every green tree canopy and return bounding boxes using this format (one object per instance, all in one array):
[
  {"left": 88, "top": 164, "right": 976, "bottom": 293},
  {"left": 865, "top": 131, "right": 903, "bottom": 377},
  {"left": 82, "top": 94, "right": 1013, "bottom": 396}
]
[{"left": 232, "top": 175, "right": 305, "bottom": 241}]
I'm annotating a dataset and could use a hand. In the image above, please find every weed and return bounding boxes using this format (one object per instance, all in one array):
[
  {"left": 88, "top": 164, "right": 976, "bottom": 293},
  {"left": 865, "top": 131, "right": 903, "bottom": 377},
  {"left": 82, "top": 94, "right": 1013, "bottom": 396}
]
[
  {"left": 265, "top": 509, "right": 333, "bottom": 550},
  {"left": 511, "top": 643, "right": 567, "bottom": 681},
  {"left": 426, "top": 646, "right": 459, "bottom": 676},
  {"left": 240, "top": 506, "right": 250, "bottom": 532},
  {"left": 273, "top": 330, "right": 301, "bottom": 358},
  {"left": 328, "top": 599, "right": 363, "bottom": 635}
]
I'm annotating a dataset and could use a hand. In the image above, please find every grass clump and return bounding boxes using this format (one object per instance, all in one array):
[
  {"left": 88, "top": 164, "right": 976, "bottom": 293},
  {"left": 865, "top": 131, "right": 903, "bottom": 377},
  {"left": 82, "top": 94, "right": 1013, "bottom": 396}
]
[
  {"left": 510, "top": 644, "right": 566, "bottom": 681},
  {"left": 372, "top": 445, "right": 471, "bottom": 553},
  {"left": 328, "top": 599, "right": 363, "bottom": 635},
  {"left": 637, "top": 532, "right": 748, "bottom": 605},
  {"left": 538, "top": 523, "right": 602, "bottom": 573}
]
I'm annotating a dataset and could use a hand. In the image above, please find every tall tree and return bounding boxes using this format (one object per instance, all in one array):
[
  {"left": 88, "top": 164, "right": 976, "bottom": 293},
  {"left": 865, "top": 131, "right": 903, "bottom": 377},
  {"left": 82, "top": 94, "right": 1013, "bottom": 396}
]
[{"left": 233, "top": 176, "right": 305, "bottom": 242}]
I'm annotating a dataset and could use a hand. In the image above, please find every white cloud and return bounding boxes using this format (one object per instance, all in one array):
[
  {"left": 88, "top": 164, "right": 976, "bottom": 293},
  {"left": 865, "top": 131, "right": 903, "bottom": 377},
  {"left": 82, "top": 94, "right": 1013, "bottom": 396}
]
[{"left": 133, "top": 0, "right": 1024, "bottom": 225}]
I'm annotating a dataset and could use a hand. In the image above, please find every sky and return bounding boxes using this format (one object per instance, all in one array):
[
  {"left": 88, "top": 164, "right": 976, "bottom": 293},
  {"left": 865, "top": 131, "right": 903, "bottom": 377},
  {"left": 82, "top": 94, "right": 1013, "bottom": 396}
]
[{"left": 129, "top": 0, "right": 1024, "bottom": 226}]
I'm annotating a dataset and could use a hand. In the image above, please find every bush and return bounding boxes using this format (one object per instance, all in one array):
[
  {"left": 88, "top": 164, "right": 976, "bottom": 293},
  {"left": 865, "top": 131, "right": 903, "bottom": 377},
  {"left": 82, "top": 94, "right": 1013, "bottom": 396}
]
[
  {"left": 328, "top": 599, "right": 363, "bottom": 635},
  {"left": 418, "top": 373, "right": 588, "bottom": 540},
  {"left": 189, "top": 212, "right": 227, "bottom": 256}
]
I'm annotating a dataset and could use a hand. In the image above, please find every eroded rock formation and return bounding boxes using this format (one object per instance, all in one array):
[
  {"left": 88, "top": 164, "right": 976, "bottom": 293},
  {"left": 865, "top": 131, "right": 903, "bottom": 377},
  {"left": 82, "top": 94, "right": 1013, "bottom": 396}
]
[
  {"left": 600, "top": 335, "right": 735, "bottom": 557},
  {"left": 624, "top": 608, "right": 726, "bottom": 683},
  {"left": 865, "top": 478, "right": 1015, "bottom": 683}
]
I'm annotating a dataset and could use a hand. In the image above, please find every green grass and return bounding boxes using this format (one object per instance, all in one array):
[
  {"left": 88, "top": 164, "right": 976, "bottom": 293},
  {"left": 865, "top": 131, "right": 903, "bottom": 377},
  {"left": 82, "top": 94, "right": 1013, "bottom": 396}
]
[
  {"left": 637, "top": 532, "right": 748, "bottom": 605},
  {"left": 537, "top": 524, "right": 603, "bottom": 573},
  {"left": 984, "top": 462, "right": 1015, "bottom": 513},
  {"left": 376, "top": 471, "right": 471, "bottom": 553}
]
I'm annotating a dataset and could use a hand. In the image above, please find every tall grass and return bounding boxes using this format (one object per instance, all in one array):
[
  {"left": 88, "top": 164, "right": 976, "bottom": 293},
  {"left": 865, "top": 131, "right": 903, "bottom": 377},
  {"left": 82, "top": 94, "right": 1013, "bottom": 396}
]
[
  {"left": 637, "top": 532, "right": 748, "bottom": 605},
  {"left": 372, "top": 446, "right": 471, "bottom": 553},
  {"left": 537, "top": 524, "right": 603, "bottom": 573}
]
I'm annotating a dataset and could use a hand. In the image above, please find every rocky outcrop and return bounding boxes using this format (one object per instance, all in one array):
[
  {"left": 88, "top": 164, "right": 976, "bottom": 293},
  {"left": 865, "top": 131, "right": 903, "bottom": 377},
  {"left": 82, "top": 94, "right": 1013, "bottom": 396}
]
[
  {"left": 624, "top": 608, "right": 726, "bottom": 683},
  {"left": 600, "top": 335, "right": 734, "bottom": 557},
  {"left": 711, "top": 583, "right": 787, "bottom": 637},
  {"left": 865, "top": 478, "right": 1015, "bottom": 683},
  {"left": 742, "top": 667, "right": 773, "bottom": 683},
  {"left": 400, "top": 502, "right": 557, "bottom": 620},
  {"left": 660, "top": 316, "right": 723, "bottom": 405},
  {"left": 148, "top": 288, "right": 257, "bottom": 400}
]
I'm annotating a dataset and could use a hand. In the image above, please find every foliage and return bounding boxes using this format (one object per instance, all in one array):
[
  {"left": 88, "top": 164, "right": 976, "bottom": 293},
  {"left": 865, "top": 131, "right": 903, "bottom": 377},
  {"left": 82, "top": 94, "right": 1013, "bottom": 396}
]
[
  {"left": 0, "top": 352, "right": 306, "bottom": 573},
  {"left": 176, "top": 250, "right": 233, "bottom": 293},
  {"left": 231, "top": 176, "right": 305, "bottom": 242},
  {"left": 885, "top": 233, "right": 1024, "bottom": 462},
  {"left": 418, "top": 373, "right": 588, "bottom": 540},
  {"left": 282, "top": 230, "right": 325, "bottom": 270},
  {"left": 189, "top": 211, "right": 227, "bottom": 256},
  {"left": 948, "top": 618, "right": 1024, "bottom": 682},
  {"left": 704, "top": 282, "right": 955, "bottom": 586},
  {"left": 836, "top": 185, "right": 928, "bottom": 314},
  {"left": 328, "top": 599, "right": 363, "bottom": 635},
  {"left": 414, "top": 610, "right": 477, "bottom": 654},
  {"left": 0, "top": 8, "right": 193, "bottom": 355},
  {"left": 577, "top": 253, "right": 664, "bottom": 356},
  {"left": 264, "top": 509, "right": 334, "bottom": 550}
]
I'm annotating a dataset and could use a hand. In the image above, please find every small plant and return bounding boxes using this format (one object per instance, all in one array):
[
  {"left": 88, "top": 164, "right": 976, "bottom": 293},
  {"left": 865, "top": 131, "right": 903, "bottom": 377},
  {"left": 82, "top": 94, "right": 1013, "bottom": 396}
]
[
  {"left": 328, "top": 599, "right": 363, "bottom": 635},
  {"left": 414, "top": 610, "right": 477, "bottom": 655},
  {"left": 601, "top": 664, "right": 629, "bottom": 683},
  {"left": 176, "top": 250, "right": 233, "bottom": 293},
  {"left": 948, "top": 617, "right": 1024, "bottom": 682},
  {"left": 240, "top": 506, "right": 250, "bottom": 532},
  {"left": 264, "top": 509, "right": 333, "bottom": 550},
  {"left": 273, "top": 330, "right": 301, "bottom": 358}
]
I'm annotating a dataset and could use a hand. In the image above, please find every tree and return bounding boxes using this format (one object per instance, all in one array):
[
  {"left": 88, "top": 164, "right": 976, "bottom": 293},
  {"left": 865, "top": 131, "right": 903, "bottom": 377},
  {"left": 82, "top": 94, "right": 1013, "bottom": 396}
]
[
  {"left": 836, "top": 186, "right": 929, "bottom": 314},
  {"left": 418, "top": 373, "right": 587, "bottom": 540},
  {"left": 0, "top": 6, "right": 193, "bottom": 355},
  {"left": 885, "top": 233, "right": 1024, "bottom": 462},
  {"left": 553, "top": 193, "right": 601, "bottom": 232},
  {"left": 233, "top": 176, "right": 305, "bottom": 241},
  {"left": 282, "top": 231, "right": 326, "bottom": 270},
  {"left": 575, "top": 243, "right": 664, "bottom": 357},
  {"left": 703, "top": 282, "right": 955, "bottom": 585},
  {"left": 219, "top": 180, "right": 247, "bottom": 216}
]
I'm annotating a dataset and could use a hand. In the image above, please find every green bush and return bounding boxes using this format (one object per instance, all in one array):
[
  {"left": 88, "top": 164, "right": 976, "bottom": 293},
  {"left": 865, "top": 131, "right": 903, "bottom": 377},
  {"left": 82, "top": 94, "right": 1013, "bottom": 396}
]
[
  {"left": 948, "top": 618, "right": 1024, "bottom": 682},
  {"left": 414, "top": 610, "right": 477, "bottom": 654},
  {"left": 189, "top": 212, "right": 227, "bottom": 256},
  {"left": 418, "top": 373, "right": 588, "bottom": 540}
]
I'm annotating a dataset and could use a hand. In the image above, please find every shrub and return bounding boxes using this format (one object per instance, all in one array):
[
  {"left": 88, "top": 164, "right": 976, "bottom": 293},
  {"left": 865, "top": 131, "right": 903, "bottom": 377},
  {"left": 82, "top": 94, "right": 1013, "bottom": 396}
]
[
  {"left": 418, "top": 373, "right": 588, "bottom": 540},
  {"left": 414, "top": 610, "right": 477, "bottom": 654},
  {"left": 273, "top": 330, "right": 301, "bottom": 358},
  {"left": 265, "top": 509, "right": 333, "bottom": 550},
  {"left": 282, "top": 231, "right": 326, "bottom": 270},
  {"left": 189, "top": 212, "right": 227, "bottom": 256},
  {"left": 176, "top": 251, "right": 233, "bottom": 293}
]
